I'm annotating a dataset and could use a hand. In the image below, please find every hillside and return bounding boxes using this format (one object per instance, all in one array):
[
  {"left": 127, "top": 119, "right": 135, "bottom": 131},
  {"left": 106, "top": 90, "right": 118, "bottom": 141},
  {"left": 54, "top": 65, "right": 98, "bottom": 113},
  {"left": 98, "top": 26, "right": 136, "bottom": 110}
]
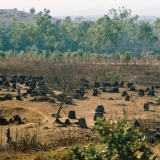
[
  {"left": 0, "top": 8, "right": 61, "bottom": 25},
  {"left": 0, "top": 8, "right": 158, "bottom": 25}
]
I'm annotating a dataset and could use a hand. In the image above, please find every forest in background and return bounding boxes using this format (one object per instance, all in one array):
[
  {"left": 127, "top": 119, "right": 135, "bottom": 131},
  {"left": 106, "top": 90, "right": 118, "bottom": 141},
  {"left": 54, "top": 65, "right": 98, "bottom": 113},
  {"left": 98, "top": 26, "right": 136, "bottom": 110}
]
[{"left": 0, "top": 7, "right": 160, "bottom": 64}]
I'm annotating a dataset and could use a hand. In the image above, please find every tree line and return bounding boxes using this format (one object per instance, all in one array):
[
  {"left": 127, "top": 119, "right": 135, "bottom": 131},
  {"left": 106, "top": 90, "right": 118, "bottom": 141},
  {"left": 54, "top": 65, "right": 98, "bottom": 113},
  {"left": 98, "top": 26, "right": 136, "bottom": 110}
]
[{"left": 0, "top": 7, "right": 160, "bottom": 64}]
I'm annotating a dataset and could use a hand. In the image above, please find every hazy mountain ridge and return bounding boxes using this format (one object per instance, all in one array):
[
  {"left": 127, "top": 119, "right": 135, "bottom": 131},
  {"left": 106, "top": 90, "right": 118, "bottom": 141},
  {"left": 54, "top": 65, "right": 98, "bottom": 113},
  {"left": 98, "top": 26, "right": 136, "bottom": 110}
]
[
  {"left": 53, "top": 3, "right": 160, "bottom": 17},
  {"left": 0, "top": 8, "right": 159, "bottom": 25},
  {"left": 53, "top": 3, "right": 160, "bottom": 22},
  {"left": 0, "top": 9, "right": 61, "bottom": 24},
  {"left": 55, "top": 15, "right": 159, "bottom": 23}
]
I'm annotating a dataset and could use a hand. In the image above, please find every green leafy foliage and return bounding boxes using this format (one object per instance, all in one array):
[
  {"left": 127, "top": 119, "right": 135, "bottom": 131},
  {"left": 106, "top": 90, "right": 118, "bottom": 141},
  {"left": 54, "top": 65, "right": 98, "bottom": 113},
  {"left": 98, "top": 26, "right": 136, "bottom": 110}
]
[
  {"left": 124, "top": 51, "right": 132, "bottom": 64},
  {"left": 68, "top": 143, "right": 106, "bottom": 160},
  {"left": 155, "top": 96, "right": 160, "bottom": 105},
  {"left": 0, "top": 50, "right": 6, "bottom": 58},
  {"left": 69, "top": 118, "right": 156, "bottom": 160},
  {"left": 107, "top": 70, "right": 123, "bottom": 81},
  {"left": 0, "top": 7, "right": 159, "bottom": 59}
]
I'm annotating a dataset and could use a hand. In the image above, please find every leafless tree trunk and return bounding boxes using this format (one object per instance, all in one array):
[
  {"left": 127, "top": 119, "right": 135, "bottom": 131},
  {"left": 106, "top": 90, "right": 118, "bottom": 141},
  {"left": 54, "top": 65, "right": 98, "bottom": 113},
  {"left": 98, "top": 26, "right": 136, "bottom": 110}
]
[{"left": 55, "top": 101, "right": 65, "bottom": 123}]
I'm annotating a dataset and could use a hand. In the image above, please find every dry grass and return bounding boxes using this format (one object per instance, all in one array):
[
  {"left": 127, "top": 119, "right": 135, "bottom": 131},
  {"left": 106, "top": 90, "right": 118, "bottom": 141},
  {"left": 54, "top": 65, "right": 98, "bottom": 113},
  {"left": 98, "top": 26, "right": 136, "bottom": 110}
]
[{"left": 1, "top": 59, "right": 160, "bottom": 159}]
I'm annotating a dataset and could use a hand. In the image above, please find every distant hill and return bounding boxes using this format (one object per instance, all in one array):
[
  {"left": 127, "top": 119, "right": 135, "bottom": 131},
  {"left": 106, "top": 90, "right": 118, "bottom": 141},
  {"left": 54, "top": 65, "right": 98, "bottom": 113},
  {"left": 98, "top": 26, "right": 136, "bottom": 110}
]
[
  {"left": 138, "top": 16, "right": 158, "bottom": 24},
  {"left": 54, "top": 4, "right": 160, "bottom": 22},
  {"left": 55, "top": 15, "right": 159, "bottom": 23},
  {"left": 0, "top": 8, "right": 158, "bottom": 25},
  {"left": 0, "top": 9, "right": 61, "bottom": 25}
]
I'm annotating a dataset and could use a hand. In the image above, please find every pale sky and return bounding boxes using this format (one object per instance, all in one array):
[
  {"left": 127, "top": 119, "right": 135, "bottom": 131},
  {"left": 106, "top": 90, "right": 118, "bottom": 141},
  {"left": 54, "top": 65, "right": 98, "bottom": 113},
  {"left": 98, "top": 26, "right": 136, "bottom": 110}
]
[{"left": 1, "top": 0, "right": 160, "bottom": 16}]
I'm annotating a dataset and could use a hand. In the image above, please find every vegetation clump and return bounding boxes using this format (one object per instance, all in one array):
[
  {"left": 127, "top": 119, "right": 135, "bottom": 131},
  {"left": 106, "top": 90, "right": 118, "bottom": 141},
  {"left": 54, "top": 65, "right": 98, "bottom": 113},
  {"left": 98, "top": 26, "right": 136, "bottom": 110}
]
[
  {"left": 155, "top": 96, "right": 160, "bottom": 105},
  {"left": 68, "top": 118, "right": 156, "bottom": 160}
]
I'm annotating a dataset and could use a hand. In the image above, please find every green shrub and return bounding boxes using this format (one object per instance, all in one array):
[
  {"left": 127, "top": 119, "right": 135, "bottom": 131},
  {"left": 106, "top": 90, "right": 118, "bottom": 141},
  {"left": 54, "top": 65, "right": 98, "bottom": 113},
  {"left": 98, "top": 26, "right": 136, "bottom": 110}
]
[
  {"left": 0, "top": 50, "right": 6, "bottom": 58},
  {"left": 68, "top": 118, "right": 156, "bottom": 160},
  {"left": 155, "top": 96, "right": 160, "bottom": 105},
  {"left": 68, "top": 143, "right": 106, "bottom": 160}
]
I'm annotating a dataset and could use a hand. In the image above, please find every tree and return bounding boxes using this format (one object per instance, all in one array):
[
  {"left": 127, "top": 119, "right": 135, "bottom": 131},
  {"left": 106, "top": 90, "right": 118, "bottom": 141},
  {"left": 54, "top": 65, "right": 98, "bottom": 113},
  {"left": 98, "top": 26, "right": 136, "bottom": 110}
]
[
  {"left": 124, "top": 51, "right": 132, "bottom": 65},
  {"left": 92, "top": 7, "right": 134, "bottom": 60},
  {"left": 0, "top": 50, "right": 6, "bottom": 59},
  {"left": 117, "top": 15, "right": 139, "bottom": 54},
  {"left": 156, "top": 53, "right": 160, "bottom": 65},
  {"left": 0, "top": 24, "right": 3, "bottom": 48},
  {"left": 60, "top": 16, "right": 77, "bottom": 51},
  {"left": 77, "top": 49, "right": 84, "bottom": 63},
  {"left": 107, "top": 7, "right": 132, "bottom": 65},
  {"left": 52, "top": 50, "right": 63, "bottom": 63},
  {"left": 34, "top": 8, "right": 57, "bottom": 52},
  {"left": 136, "top": 21, "right": 158, "bottom": 52},
  {"left": 26, "top": 23, "right": 38, "bottom": 48},
  {"left": 48, "top": 65, "right": 81, "bottom": 123},
  {"left": 75, "top": 20, "right": 94, "bottom": 53},
  {"left": 8, "top": 18, "right": 21, "bottom": 55},
  {"left": 92, "top": 15, "right": 111, "bottom": 53},
  {"left": 29, "top": 7, "right": 35, "bottom": 14},
  {"left": 64, "top": 49, "right": 71, "bottom": 64}
]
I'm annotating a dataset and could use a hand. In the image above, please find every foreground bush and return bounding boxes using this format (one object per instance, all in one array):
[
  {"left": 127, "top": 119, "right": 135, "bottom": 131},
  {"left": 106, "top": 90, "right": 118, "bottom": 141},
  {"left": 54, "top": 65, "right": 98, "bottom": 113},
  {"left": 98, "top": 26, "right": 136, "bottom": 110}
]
[
  {"left": 155, "top": 96, "right": 160, "bottom": 105},
  {"left": 68, "top": 118, "right": 156, "bottom": 160}
]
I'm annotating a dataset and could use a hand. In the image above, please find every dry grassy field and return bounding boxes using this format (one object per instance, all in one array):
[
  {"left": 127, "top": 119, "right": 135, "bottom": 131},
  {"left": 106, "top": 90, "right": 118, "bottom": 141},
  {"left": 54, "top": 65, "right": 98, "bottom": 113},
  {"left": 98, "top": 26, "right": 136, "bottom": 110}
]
[{"left": 1, "top": 59, "right": 160, "bottom": 159}]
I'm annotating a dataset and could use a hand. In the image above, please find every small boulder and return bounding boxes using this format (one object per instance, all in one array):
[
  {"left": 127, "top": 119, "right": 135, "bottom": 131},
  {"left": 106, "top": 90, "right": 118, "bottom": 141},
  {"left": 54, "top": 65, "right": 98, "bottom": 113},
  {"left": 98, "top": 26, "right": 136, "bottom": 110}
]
[
  {"left": 0, "top": 117, "right": 9, "bottom": 125},
  {"left": 120, "top": 81, "right": 124, "bottom": 87},
  {"left": 112, "top": 87, "right": 119, "bottom": 93},
  {"left": 78, "top": 118, "right": 87, "bottom": 128},
  {"left": 16, "top": 95, "right": 22, "bottom": 101},
  {"left": 151, "top": 85, "right": 154, "bottom": 91},
  {"left": 44, "top": 126, "right": 49, "bottom": 129},
  {"left": 3, "top": 81, "right": 10, "bottom": 87},
  {"left": 130, "top": 85, "right": 136, "bottom": 91},
  {"left": 121, "top": 91, "right": 127, "bottom": 97},
  {"left": 13, "top": 115, "right": 22, "bottom": 124},
  {"left": 3, "top": 93, "right": 12, "bottom": 100},
  {"left": 138, "top": 89, "right": 145, "bottom": 96},
  {"left": 64, "top": 119, "right": 71, "bottom": 125},
  {"left": 144, "top": 103, "right": 149, "bottom": 111},
  {"left": 12, "top": 83, "right": 16, "bottom": 89},
  {"left": 68, "top": 110, "right": 76, "bottom": 119},
  {"left": 65, "top": 96, "right": 72, "bottom": 104},
  {"left": 95, "top": 105, "right": 104, "bottom": 113},
  {"left": 127, "top": 82, "right": 133, "bottom": 88},
  {"left": 147, "top": 90, "right": 154, "bottom": 96},
  {"left": 134, "top": 120, "right": 141, "bottom": 128},
  {"left": 125, "top": 95, "right": 130, "bottom": 101},
  {"left": 49, "top": 99, "right": 55, "bottom": 103}
]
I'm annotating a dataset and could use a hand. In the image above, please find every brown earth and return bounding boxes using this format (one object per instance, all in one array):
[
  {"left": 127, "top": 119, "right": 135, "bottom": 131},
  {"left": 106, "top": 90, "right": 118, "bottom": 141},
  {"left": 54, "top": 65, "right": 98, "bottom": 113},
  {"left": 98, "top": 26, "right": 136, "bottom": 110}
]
[
  {"left": 1, "top": 63, "right": 160, "bottom": 159},
  {"left": 0, "top": 83, "right": 160, "bottom": 141}
]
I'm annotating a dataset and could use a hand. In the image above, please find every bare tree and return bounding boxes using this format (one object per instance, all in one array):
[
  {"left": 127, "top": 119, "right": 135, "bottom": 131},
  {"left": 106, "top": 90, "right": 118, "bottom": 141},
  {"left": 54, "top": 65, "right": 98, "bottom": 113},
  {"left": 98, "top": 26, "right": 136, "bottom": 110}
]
[{"left": 47, "top": 64, "right": 82, "bottom": 123}]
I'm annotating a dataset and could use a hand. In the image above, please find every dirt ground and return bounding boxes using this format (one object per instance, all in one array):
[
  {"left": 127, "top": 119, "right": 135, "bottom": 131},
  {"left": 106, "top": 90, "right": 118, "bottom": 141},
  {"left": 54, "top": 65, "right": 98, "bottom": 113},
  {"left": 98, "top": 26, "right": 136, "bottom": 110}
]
[
  {"left": 0, "top": 82, "right": 160, "bottom": 144},
  {"left": 1, "top": 64, "right": 160, "bottom": 159}
]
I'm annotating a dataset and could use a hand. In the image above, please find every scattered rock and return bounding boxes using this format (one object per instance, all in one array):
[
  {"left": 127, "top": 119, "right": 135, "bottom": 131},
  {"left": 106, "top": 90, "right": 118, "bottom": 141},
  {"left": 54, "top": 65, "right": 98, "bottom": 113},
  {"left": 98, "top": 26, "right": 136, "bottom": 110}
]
[
  {"left": 144, "top": 103, "right": 149, "bottom": 111},
  {"left": 0, "top": 117, "right": 9, "bottom": 125},
  {"left": 125, "top": 95, "right": 130, "bottom": 101},
  {"left": 44, "top": 126, "right": 49, "bottom": 129},
  {"left": 95, "top": 105, "right": 104, "bottom": 113},
  {"left": 48, "top": 99, "right": 55, "bottom": 103},
  {"left": 68, "top": 110, "right": 76, "bottom": 119},
  {"left": 78, "top": 118, "right": 87, "bottom": 128},
  {"left": 64, "top": 119, "right": 70, "bottom": 125}
]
